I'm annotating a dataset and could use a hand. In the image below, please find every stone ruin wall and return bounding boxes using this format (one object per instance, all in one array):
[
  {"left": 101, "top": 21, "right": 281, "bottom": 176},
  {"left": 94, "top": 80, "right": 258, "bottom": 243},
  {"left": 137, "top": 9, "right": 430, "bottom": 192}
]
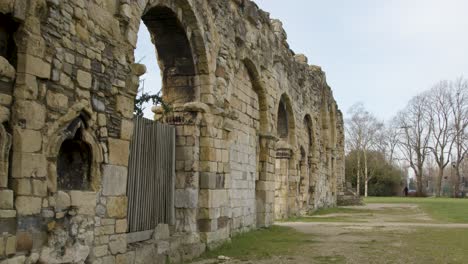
[{"left": 0, "top": 0, "right": 345, "bottom": 263}]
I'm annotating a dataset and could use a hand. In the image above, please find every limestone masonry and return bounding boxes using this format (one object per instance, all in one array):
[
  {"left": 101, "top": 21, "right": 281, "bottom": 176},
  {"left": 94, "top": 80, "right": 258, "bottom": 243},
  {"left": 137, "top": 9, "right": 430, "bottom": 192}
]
[{"left": 0, "top": 0, "right": 345, "bottom": 263}]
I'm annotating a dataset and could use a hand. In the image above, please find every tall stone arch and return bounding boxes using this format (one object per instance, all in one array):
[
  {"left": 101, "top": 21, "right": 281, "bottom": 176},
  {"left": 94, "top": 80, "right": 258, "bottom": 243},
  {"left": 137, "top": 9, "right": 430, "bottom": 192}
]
[
  {"left": 274, "top": 93, "right": 296, "bottom": 219},
  {"left": 130, "top": 1, "right": 213, "bottom": 235},
  {"left": 242, "top": 59, "right": 275, "bottom": 227}
]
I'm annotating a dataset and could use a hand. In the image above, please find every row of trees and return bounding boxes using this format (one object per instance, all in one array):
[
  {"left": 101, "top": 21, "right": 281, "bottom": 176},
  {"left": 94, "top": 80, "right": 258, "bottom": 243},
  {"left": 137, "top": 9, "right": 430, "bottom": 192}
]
[{"left": 346, "top": 77, "right": 468, "bottom": 197}]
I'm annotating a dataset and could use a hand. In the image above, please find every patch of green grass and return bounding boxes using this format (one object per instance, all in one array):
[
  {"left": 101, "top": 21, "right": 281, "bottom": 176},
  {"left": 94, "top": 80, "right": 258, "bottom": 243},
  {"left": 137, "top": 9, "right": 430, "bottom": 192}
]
[
  {"left": 198, "top": 226, "right": 312, "bottom": 260},
  {"left": 403, "top": 228, "right": 468, "bottom": 263},
  {"left": 365, "top": 197, "right": 468, "bottom": 223}
]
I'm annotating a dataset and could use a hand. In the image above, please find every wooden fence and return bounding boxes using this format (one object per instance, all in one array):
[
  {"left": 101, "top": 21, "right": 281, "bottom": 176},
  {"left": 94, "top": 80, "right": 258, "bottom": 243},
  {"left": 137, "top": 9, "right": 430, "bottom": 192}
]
[{"left": 126, "top": 117, "right": 175, "bottom": 235}]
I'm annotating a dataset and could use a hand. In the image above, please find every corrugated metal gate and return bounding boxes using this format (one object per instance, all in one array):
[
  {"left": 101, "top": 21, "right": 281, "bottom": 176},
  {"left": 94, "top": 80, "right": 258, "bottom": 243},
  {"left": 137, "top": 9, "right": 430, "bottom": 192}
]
[{"left": 127, "top": 117, "right": 175, "bottom": 234}]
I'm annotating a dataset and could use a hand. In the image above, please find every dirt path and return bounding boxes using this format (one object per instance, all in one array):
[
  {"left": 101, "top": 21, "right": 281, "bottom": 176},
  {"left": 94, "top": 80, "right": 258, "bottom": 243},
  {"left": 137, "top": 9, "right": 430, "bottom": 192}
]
[{"left": 192, "top": 203, "right": 468, "bottom": 264}]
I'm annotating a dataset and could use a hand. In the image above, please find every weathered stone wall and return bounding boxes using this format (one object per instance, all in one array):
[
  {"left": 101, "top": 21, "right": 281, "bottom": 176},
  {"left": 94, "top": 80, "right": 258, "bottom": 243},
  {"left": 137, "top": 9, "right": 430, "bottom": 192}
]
[{"left": 0, "top": 0, "right": 345, "bottom": 263}]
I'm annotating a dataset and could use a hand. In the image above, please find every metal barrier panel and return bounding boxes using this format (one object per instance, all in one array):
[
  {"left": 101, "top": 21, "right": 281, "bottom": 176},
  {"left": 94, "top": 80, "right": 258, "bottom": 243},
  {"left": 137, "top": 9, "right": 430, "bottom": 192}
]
[{"left": 127, "top": 117, "right": 175, "bottom": 233}]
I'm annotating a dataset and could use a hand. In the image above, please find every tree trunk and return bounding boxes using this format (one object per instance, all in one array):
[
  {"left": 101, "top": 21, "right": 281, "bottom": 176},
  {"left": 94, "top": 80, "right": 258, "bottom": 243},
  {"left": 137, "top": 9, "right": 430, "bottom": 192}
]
[
  {"left": 364, "top": 150, "right": 368, "bottom": 197},
  {"left": 436, "top": 167, "right": 444, "bottom": 197},
  {"left": 416, "top": 164, "right": 424, "bottom": 197},
  {"left": 454, "top": 165, "right": 461, "bottom": 198},
  {"left": 356, "top": 151, "right": 361, "bottom": 196}
]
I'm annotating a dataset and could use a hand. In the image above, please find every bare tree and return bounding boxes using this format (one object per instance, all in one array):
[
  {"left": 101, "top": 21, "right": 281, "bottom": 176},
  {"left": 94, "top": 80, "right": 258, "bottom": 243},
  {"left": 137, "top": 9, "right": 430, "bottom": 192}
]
[
  {"left": 449, "top": 77, "right": 468, "bottom": 197},
  {"left": 376, "top": 119, "right": 400, "bottom": 163},
  {"left": 396, "top": 94, "right": 432, "bottom": 196},
  {"left": 362, "top": 117, "right": 383, "bottom": 197},
  {"left": 346, "top": 103, "right": 382, "bottom": 197},
  {"left": 346, "top": 103, "right": 365, "bottom": 196},
  {"left": 426, "top": 82, "right": 455, "bottom": 197}
]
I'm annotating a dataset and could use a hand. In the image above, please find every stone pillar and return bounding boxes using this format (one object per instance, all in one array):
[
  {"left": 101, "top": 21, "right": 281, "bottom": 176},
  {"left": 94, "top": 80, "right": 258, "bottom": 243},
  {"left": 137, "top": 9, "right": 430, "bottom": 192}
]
[
  {"left": 298, "top": 158, "right": 309, "bottom": 214},
  {"left": 196, "top": 110, "right": 229, "bottom": 249},
  {"left": 308, "top": 156, "right": 318, "bottom": 208},
  {"left": 256, "top": 134, "right": 276, "bottom": 227},
  {"left": 160, "top": 108, "right": 202, "bottom": 234},
  {"left": 274, "top": 147, "right": 291, "bottom": 219}
]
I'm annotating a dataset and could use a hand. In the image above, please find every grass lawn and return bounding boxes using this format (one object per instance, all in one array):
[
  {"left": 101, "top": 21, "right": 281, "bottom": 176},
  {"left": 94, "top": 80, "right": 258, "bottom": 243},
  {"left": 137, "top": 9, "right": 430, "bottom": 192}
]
[
  {"left": 198, "top": 226, "right": 312, "bottom": 260},
  {"left": 193, "top": 198, "right": 468, "bottom": 263},
  {"left": 365, "top": 197, "right": 468, "bottom": 223},
  {"left": 401, "top": 228, "right": 468, "bottom": 263}
]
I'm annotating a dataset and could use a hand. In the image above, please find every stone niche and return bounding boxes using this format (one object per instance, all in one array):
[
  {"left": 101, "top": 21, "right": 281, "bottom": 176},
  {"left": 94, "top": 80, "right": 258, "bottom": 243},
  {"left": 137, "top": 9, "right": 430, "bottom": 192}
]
[
  {"left": 0, "top": 13, "right": 18, "bottom": 66},
  {"left": 48, "top": 112, "right": 102, "bottom": 193},
  {"left": 57, "top": 127, "right": 92, "bottom": 191}
]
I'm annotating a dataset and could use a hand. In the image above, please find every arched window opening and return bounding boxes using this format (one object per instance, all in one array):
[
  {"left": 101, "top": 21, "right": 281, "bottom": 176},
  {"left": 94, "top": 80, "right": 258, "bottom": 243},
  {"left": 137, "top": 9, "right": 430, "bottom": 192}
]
[
  {"left": 0, "top": 13, "right": 19, "bottom": 66},
  {"left": 277, "top": 100, "right": 289, "bottom": 139},
  {"left": 304, "top": 115, "right": 313, "bottom": 153},
  {"left": 57, "top": 118, "right": 92, "bottom": 191},
  {"left": 141, "top": 6, "right": 197, "bottom": 105}
]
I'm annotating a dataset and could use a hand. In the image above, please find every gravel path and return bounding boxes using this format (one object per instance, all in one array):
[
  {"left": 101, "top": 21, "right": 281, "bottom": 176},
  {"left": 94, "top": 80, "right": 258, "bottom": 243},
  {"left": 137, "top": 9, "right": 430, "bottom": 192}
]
[{"left": 191, "top": 203, "right": 468, "bottom": 264}]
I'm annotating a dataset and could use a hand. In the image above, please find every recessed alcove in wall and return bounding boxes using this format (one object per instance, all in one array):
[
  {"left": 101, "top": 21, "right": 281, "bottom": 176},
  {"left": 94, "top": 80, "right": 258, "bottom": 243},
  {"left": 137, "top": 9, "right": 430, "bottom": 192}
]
[
  {"left": 57, "top": 128, "right": 92, "bottom": 191},
  {"left": 276, "top": 94, "right": 295, "bottom": 145},
  {"left": 277, "top": 100, "right": 288, "bottom": 139},
  {"left": 46, "top": 110, "right": 102, "bottom": 193},
  {"left": 0, "top": 13, "right": 19, "bottom": 66}
]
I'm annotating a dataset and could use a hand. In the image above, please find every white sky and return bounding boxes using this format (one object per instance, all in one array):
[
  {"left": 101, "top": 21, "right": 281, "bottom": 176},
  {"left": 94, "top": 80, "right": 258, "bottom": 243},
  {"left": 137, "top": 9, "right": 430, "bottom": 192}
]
[{"left": 135, "top": 0, "right": 468, "bottom": 120}]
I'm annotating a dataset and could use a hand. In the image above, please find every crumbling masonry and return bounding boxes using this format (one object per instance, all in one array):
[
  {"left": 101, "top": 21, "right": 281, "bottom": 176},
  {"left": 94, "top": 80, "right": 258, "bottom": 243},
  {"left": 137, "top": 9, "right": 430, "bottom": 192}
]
[{"left": 0, "top": 0, "right": 345, "bottom": 263}]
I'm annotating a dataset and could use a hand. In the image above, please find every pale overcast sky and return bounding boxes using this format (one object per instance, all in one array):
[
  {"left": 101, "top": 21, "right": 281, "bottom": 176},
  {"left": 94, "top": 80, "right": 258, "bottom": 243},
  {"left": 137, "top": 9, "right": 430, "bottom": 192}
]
[{"left": 135, "top": 0, "right": 468, "bottom": 120}]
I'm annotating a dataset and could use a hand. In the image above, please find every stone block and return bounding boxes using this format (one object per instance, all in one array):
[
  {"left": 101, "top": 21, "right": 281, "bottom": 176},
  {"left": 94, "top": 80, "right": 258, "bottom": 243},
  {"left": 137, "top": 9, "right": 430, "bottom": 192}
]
[
  {"left": 153, "top": 224, "right": 169, "bottom": 240},
  {"left": 46, "top": 90, "right": 69, "bottom": 109},
  {"left": 55, "top": 191, "right": 71, "bottom": 211},
  {"left": 93, "top": 245, "right": 108, "bottom": 258},
  {"left": 95, "top": 225, "right": 114, "bottom": 236},
  {"left": 199, "top": 173, "right": 225, "bottom": 189},
  {"left": 0, "top": 106, "right": 9, "bottom": 123},
  {"left": 101, "top": 255, "right": 116, "bottom": 264},
  {"left": 76, "top": 70, "right": 92, "bottom": 89},
  {"left": 0, "top": 210, "right": 16, "bottom": 218},
  {"left": 115, "top": 219, "right": 127, "bottom": 233},
  {"left": 12, "top": 179, "right": 31, "bottom": 195},
  {"left": 0, "top": 94, "right": 12, "bottom": 106},
  {"left": 107, "top": 196, "right": 127, "bottom": 218},
  {"left": 13, "top": 128, "right": 42, "bottom": 153},
  {"left": 156, "top": 240, "right": 170, "bottom": 254},
  {"left": 198, "top": 190, "right": 228, "bottom": 208},
  {"left": 14, "top": 100, "right": 46, "bottom": 130},
  {"left": 134, "top": 243, "right": 157, "bottom": 264},
  {"left": 12, "top": 152, "right": 47, "bottom": 178},
  {"left": 5, "top": 236, "right": 16, "bottom": 255},
  {"left": 16, "top": 231, "right": 33, "bottom": 252},
  {"left": 107, "top": 138, "right": 130, "bottom": 166},
  {"left": 174, "top": 189, "right": 198, "bottom": 209},
  {"left": 15, "top": 196, "right": 41, "bottom": 215},
  {"left": 0, "top": 190, "right": 13, "bottom": 209},
  {"left": 102, "top": 165, "right": 127, "bottom": 196},
  {"left": 0, "top": 237, "right": 3, "bottom": 257},
  {"left": 116, "top": 95, "right": 134, "bottom": 119},
  {"left": 120, "top": 119, "right": 133, "bottom": 140},
  {"left": 17, "top": 54, "right": 51, "bottom": 79},
  {"left": 0, "top": 55, "right": 15, "bottom": 80},
  {"left": 2, "top": 256, "right": 26, "bottom": 264},
  {"left": 32, "top": 179, "right": 47, "bottom": 196},
  {"left": 197, "top": 219, "right": 217, "bottom": 232},
  {"left": 115, "top": 253, "right": 131, "bottom": 264},
  {"left": 109, "top": 234, "right": 126, "bottom": 254},
  {"left": 69, "top": 191, "right": 97, "bottom": 215}
]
